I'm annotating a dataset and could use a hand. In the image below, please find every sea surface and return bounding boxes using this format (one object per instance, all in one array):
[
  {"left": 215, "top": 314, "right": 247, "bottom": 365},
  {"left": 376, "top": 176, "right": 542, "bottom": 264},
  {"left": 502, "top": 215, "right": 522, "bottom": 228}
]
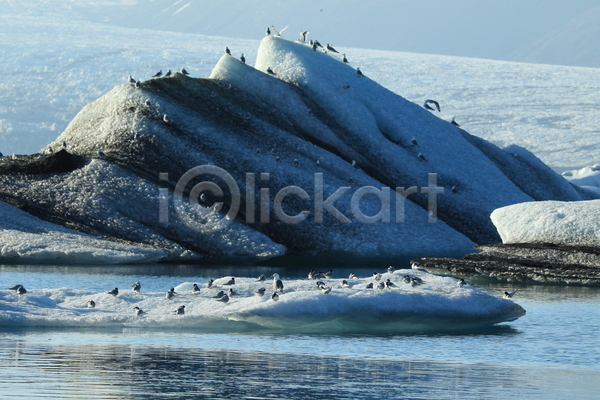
[{"left": 0, "top": 264, "right": 599, "bottom": 399}]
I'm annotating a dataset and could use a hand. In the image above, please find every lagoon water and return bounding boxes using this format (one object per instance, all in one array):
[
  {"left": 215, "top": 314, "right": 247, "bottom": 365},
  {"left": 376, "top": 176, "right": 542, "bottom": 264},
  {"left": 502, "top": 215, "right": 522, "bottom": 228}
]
[{"left": 0, "top": 264, "right": 599, "bottom": 399}]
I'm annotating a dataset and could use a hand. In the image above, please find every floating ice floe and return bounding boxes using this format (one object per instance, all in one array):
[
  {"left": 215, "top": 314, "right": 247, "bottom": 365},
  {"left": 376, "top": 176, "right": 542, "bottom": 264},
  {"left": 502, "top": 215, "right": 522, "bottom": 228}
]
[{"left": 0, "top": 270, "right": 525, "bottom": 333}]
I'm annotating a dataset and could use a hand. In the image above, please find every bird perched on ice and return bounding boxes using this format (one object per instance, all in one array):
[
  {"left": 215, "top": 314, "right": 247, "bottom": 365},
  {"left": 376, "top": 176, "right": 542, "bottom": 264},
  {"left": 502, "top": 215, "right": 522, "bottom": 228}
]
[
  {"left": 272, "top": 273, "right": 284, "bottom": 293},
  {"left": 423, "top": 99, "right": 441, "bottom": 112},
  {"left": 257, "top": 287, "right": 266, "bottom": 296},
  {"left": 411, "top": 137, "right": 419, "bottom": 147},
  {"left": 7, "top": 284, "right": 24, "bottom": 291},
  {"left": 213, "top": 290, "right": 225, "bottom": 298},
  {"left": 207, "top": 279, "right": 214, "bottom": 288},
  {"left": 131, "top": 281, "right": 141, "bottom": 293},
  {"left": 271, "top": 292, "right": 279, "bottom": 301},
  {"left": 265, "top": 27, "right": 271, "bottom": 36},
  {"left": 320, "top": 286, "right": 332, "bottom": 294},
  {"left": 223, "top": 277, "right": 235, "bottom": 286},
  {"left": 451, "top": 117, "right": 460, "bottom": 127},
  {"left": 365, "top": 283, "right": 374, "bottom": 289},
  {"left": 267, "top": 67, "right": 276, "bottom": 75},
  {"left": 356, "top": 67, "right": 363, "bottom": 76},
  {"left": 324, "top": 270, "right": 333, "bottom": 279},
  {"left": 386, "top": 279, "right": 396, "bottom": 288},
  {"left": 216, "top": 294, "right": 230, "bottom": 303},
  {"left": 388, "top": 265, "right": 395, "bottom": 274},
  {"left": 504, "top": 290, "right": 518, "bottom": 299},
  {"left": 240, "top": 54, "right": 245, "bottom": 64},
  {"left": 87, "top": 300, "right": 96, "bottom": 308},
  {"left": 173, "top": 305, "right": 185, "bottom": 315},
  {"left": 192, "top": 284, "right": 201, "bottom": 294},
  {"left": 134, "top": 306, "right": 145, "bottom": 316},
  {"left": 256, "top": 274, "right": 266, "bottom": 282},
  {"left": 16, "top": 286, "right": 27, "bottom": 295},
  {"left": 457, "top": 278, "right": 467, "bottom": 287},
  {"left": 326, "top": 43, "right": 339, "bottom": 53},
  {"left": 349, "top": 273, "right": 358, "bottom": 280},
  {"left": 181, "top": 68, "right": 189, "bottom": 75},
  {"left": 164, "top": 70, "right": 172, "bottom": 77},
  {"left": 165, "top": 287, "right": 178, "bottom": 300},
  {"left": 128, "top": 75, "right": 136, "bottom": 84},
  {"left": 227, "top": 288, "right": 236, "bottom": 297},
  {"left": 418, "top": 153, "right": 428, "bottom": 162},
  {"left": 411, "top": 262, "right": 425, "bottom": 271},
  {"left": 373, "top": 272, "right": 382, "bottom": 281},
  {"left": 152, "top": 70, "right": 162, "bottom": 78},
  {"left": 377, "top": 282, "right": 385, "bottom": 290},
  {"left": 300, "top": 29, "right": 310, "bottom": 42},
  {"left": 308, "top": 269, "right": 316, "bottom": 280},
  {"left": 270, "top": 25, "right": 288, "bottom": 37},
  {"left": 342, "top": 54, "right": 349, "bottom": 63},
  {"left": 225, "top": 47, "right": 231, "bottom": 55},
  {"left": 341, "top": 280, "right": 349, "bottom": 288},
  {"left": 107, "top": 288, "right": 118, "bottom": 297}
]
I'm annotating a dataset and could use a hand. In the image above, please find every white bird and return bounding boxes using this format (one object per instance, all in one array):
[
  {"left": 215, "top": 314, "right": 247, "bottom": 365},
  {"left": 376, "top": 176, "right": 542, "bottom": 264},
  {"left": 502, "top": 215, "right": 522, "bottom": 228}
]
[
  {"left": 300, "top": 29, "right": 310, "bottom": 42},
  {"left": 377, "top": 282, "right": 385, "bottom": 290},
  {"left": 365, "top": 283, "right": 374, "bottom": 289},
  {"left": 324, "top": 270, "right": 333, "bottom": 279},
  {"left": 386, "top": 279, "right": 396, "bottom": 288},
  {"left": 341, "top": 280, "right": 349, "bottom": 288},
  {"left": 270, "top": 25, "right": 288, "bottom": 37},
  {"left": 388, "top": 266, "right": 395, "bottom": 274},
  {"left": 457, "top": 279, "right": 467, "bottom": 287},
  {"left": 504, "top": 290, "right": 518, "bottom": 299},
  {"left": 349, "top": 273, "right": 358, "bottom": 279},
  {"left": 222, "top": 277, "right": 235, "bottom": 286},
  {"left": 16, "top": 286, "right": 26, "bottom": 295},
  {"left": 192, "top": 283, "right": 201, "bottom": 294},
  {"left": 256, "top": 274, "right": 266, "bottom": 282},
  {"left": 174, "top": 305, "right": 185, "bottom": 315},
  {"left": 411, "top": 262, "right": 426, "bottom": 272},
  {"left": 326, "top": 43, "right": 339, "bottom": 53},
  {"left": 423, "top": 99, "right": 441, "bottom": 112},
  {"left": 87, "top": 300, "right": 95, "bottom": 308},
  {"left": 308, "top": 269, "right": 316, "bottom": 280},
  {"left": 257, "top": 287, "right": 266, "bottom": 296},
  {"left": 320, "top": 286, "right": 332, "bottom": 294},
  {"left": 271, "top": 292, "right": 279, "bottom": 301},
  {"left": 134, "top": 306, "right": 145, "bottom": 316},
  {"left": 165, "top": 287, "right": 178, "bottom": 300},
  {"left": 272, "top": 273, "right": 284, "bottom": 293},
  {"left": 217, "top": 294, "right": 230, "bottom": 303},
  {"left": 207, "top": 279, "right": 214, "bottom": 288},
  {"left": 131, "top": 281, "right": 141, "bottom": 293},
  {"left": 373, "top": 272, "right": 382, "bottom": 281}
]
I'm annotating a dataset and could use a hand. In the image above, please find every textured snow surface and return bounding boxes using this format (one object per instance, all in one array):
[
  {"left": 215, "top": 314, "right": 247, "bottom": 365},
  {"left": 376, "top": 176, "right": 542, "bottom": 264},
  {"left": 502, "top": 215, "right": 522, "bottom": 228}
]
[
  {"left": 491, "top": 200, "right": 600, "bottom": 247},
  {"left": 0, "top": 269, "right": 525, "bottom": 332}
]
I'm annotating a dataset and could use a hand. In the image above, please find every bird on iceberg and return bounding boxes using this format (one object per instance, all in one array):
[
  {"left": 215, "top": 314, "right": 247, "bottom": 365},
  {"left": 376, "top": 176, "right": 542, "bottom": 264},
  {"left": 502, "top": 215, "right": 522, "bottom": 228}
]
[
  {"left": 256, "top": 274, "right": 266, "bottom": 282},
  {"left": 228, "top": 288, "right": 235, "bottom": 297},
  {"left": 152, "top": 70, "right": 162, "bottom": 78},
  {"left": 365, "top": 283, "right": 374, "bottom": 289},
  {"left": 411, "top": 276, "right": 424, "bottom": 286},
  {"left": 313, "top": 40, "right": 323, "bottom": 48},
  {"left": 7, "top": 284, "right": 24, "bottom": 291},
  {"left": 192, "top": 284, "right": 201, "bottom": 294},
  {"left": 377, "top": 282, "right": 385, "bottom": 290},
  {"left": 504, "top": 290, "right": 518, "bottom": 299},
  {"left": 388, "top": 265, "right": 395, "bottom": 274},
  {"left": 164, "top": 70, "right": 172, "bottom": 77},
  {"left": 135, "top": 80, "right": 141, "bottom": 88},
  {"left": 271, "top": 292, "right": 279, "bottom": 301},
  {"left": 267, "top": 67, "right": 276, "bottom": 75},
  {"left": 320, "top": 286, "right": 332, "bottom": 294},
  {"left": 181, "top": 68, "right": 189, "bottom": 75},
  {"left": 16, "top": 286, "right": 27, "bottom": 295},
  {"left": 356, "top": 67, "right": 363, "bottom": 76},
  {"left": 451, "top": 117, "right": 460, "bottom": 127},
  {"left": 270, "top": 25, "right": 288, "bottom": 37},
  {"left": 308, "top": 269, "right": 316, "bottom": 280},
  {"left": 216, "top": 294, "right": 230, "bottom": 303},
  {"left": 411, "top": 137, "right": 419, "bottom": 147},
  {"left": 97, "top": 149, "right": 106, "bottom": 158},
  {"left": 300, "top": 29, "right": 310, "bottom": 42},
  {"left": 107, "top": 288, "right": 118, "bottom": 297},
  {"left": 418, "top": 153, "right": 428, "bottom": 162},
  {"left": 349, "top": 273, "right": 358, "bottom": 279},
  {"left": 324, "top": 270, "right": 333, "bottom": 279},
  {"left": 128, "top": 75, "right": 136, "bottom": 84},
  {"left": 411, "top": 262, "right": 425, "bottom": 271},
  {"left": 326, "top": 43, "right": 339, "bottom": 53},
  {"left": 213, "top": 290, "right": 225, "bottom": 298},
  {"left": 386, "top": 279, "right": 396, "bottom": 288},
  {"left": 174, "top": 305, "right": 185, "bottom": 315},
  {"left": 373, "top": 272, "right": 382, "bottom": 281},
  {"left": 225, "top": 47, "right": 231, "bottom": 55},
  {"left": 457, "top": 278, "right": 467, "bottom": 287},
  {"left": 272, "top": 273, "right": 284, "bottom": 293},
  {"left": 265, "top": 27, "right": 271, "bottom": 36},
  {"left": 223, "top": 277, "right": 235, "bottom": 286},
  {"left": 87, "top": 300, "right": 96, "bottom": 308},
  {"left": 134, "top": 306, "right": 145, "bottom": 316},
  {"left": 342, "top": 54, "right": 349, "bottom": 63},
  {"left": 316, "top": 281, "right": 325, "bottom": 289},
  {"left": 131, "top": 281, "right": 141, "bottom": 293},
  {"left": 165, "top": 287, "right": 178, "bottom": 300},
  {"left": 312, "top": 43, "right": 318, "bottom": 51},
  {"left": 423, "top": 99, "right": 441, "bottom": 112},
  {"left": 207, "top": 279, "right": 214, "bottom": 288},
  {"left": 341, "top": 280, "right": 349, "bottom": 288},
  {"left": 257, "top": 287, "right": 266, "bottom": 296},
  {"left": 240, "top": 54, "right": 245, "bottom": 64}
]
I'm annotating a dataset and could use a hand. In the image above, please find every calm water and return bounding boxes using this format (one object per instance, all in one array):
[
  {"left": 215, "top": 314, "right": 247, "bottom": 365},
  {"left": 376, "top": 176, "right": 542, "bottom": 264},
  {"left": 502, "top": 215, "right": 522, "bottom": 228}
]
[{"left": 1, "top": 264, "right": 599, "bottom": 399}]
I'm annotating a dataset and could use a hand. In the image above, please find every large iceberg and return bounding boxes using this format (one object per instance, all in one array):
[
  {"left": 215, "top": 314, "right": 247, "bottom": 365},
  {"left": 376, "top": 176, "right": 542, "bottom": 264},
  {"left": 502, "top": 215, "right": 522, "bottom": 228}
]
[
  {"left": 0, "top": 36, "right": 590, "bottom": 264},
  {"left": 0, "top": 269, "right": 525, "bottom": 332}
]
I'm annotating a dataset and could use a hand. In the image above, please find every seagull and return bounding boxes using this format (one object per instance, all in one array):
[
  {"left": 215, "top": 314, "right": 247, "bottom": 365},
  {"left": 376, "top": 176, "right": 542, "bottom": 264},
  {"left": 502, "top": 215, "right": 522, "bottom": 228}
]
[
  {"left": 504, "top": 290, "right": 518, "bottom": 299},
  {"left": 386, "top": 279, "right": 396, "bottom": 288},
  {"left": 351, "top": 160, "right": 358, "bottom": 169},
  {"left": 324, "top": 270, "right": 333, "bottom": 279},
  {"left": 342, "top": 54, "right": 348, "bottom": 63},
  {"left": 341, "top": 280, "right": 349, "bottom": 288},
  {"left": 228, "top": 288, "right": 235, "bottom": 297},
  {"left": 97, "top": 149, "right": 106, "bottom": 157},
  {"left": 257, "top": 287, "right": 266, "bottom": 296},
  {"left": 165, "top": 287, "right": 178, "bottom": 300},
  {"left": 87, "top": 300, "right": 96, "bottom": 308},
  {"left": 131, "top": 281, "right": 141, "bottom": 293},
  {"left": 356, "top": 67, "right": 363, "bottom": 76},
  {"left": 300, "top": 29, "right": 310, "bottom": 42},
  {"left": 181, "top": 68, "right": 189, "bottom": 75},
  {"left": 411, "top": 262, "right": 424, "bottom": 271},
  {"left": 16, "top": 286, "right": 27, "bottom": 295},
  {"left": 402, "top": 275, "right": 412, "bottom": 284},
  {"left": 192, "top": 284, "right": 201, "bottom": 294},
  {"left": 134, "top": 306, "right": 145, "bottom": 316},
  {"left": 418, "top": 153, "right": 428, "bottom": 162},
  {"left": 411, "top": 137, "right": 419, "bottom": 147},
  {"left": 270, "top": 25, "right": 288, "bottom": 37},
  {"left": 373, "top": 272, "right": 382, "bottom": 281},
  {"left": 366, "top": 283, "right": 374, "bottom": 289},
  {"left": 308, "top": 269, "right": 316, "bottom": 280},
  {"left": 174, "top": 305, "right": 185, "bottom": 315},
  {"left": 107, "top": 288, "right": 118, "bottom": 297},
  {"left": 135, "top": 80, "right": 141, "bottom": 88},
  {"left": 423, "top": 99, "right": 441, "bottom": 112},
  {"left": 349, "top": 273, "right": 358, "bottom": 280},
  {"left": 217, "top": 294, "right": 230, "bottom": 303},
  {"left": 312, "top": 43, "right": 317, "bottom": 51},
  {"left": 265, "top": 27, "right": 271, "bottom": 36},
  {"left": 388, "top": 266, "right": 395, "bottom": 274},
  {"left": 213, "top": 290, "right": 225, "bottom": 298},
  {"left": 457, "top": 278, "right": 467, "bottom": 287},
  {"left": 163, "top": 114, "right": 170, "bottom": 124},
  {"left": 326, "top": 43, "right": 339, "bottom": 53},
  {"left": 320, "top": 286, "right": 332, "bottom": 294},
  {"left": 316, "top": 281, "right": 326, "bottom": 289},
  {"left": 240, "top": 54, "right": 245, "bottom": 64},
  {"left": 152, "top": 70, "right": 162, "bottom": 78},
  {"left": 451, "top": 117, "right": 460, "bottom": 127},
  {"left": 293, "top": 159, "right": 299, "bottom": 167},
  {"left": 256, "top": 274, "right": 266, "bottom": 282},
  {"left": 7, "top": 284, "right": 24, "bottom": 291},
  {"left": 313, "top": 40, "right": 323, "bottom": 48},
  {"left": 223, "top": 277, "right": 235, "bottom": 286},
  {"left": 271, "top": 292, "right": 279, "bottom": 301},
  {"left": 267, "top": 67, "right": 275, "bottom": 75},
  {"left": 272, "top": 273, "right": 284, "bottom": 293},
  {"left": 207, "top": 279, "right": 214, "bottom": 288},
  {"left": 164, "top": 70, "right": 172, "bottom": 77},
  {"left": 225, "top": 47, "right": 231, "bottom": 55},
  {"left": 411, "top": 276, "right": 424, "bottom": 286},
  {"left": 377, "top": 282, "right": 385, "bottom": 290},
  {"left": 128, "top": 75, "right": 136, "bottom": 84}
]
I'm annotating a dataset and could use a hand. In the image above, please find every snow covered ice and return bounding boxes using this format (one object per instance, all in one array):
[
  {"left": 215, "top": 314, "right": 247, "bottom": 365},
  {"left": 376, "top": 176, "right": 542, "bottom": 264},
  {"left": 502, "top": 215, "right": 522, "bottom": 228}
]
[{"left": 0, "top": 269, "right": 525, "bottom": 332}]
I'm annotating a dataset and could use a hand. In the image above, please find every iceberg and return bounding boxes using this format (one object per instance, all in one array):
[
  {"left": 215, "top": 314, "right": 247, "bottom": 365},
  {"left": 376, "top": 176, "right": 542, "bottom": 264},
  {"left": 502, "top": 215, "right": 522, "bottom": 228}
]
[
  {"left": 0, "top": 269, "right": 525, "bottom": 332},
  {"left": 0, "top": 36, "right": 590, "bottom": 264}
]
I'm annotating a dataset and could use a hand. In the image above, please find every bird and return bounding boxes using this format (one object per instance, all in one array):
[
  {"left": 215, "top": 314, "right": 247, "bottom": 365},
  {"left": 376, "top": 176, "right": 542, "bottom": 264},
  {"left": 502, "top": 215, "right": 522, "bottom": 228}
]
[
  {"left": 152, "top": 70, "right": 162, "bottom": 78},
  {"left": 164, "top": 70, "right": 172, "bottom": 77},
  {"left": 16, "top": 286, "right": 27, "bottom": 295},
  {"left": 324, "top": 270, "right": 333, "bottom": 279},
  {"left": 411, "top": 137, "right": 419, "bottom": 147},
  {"left": 411, "top": 262, "right": 424, "bottom": 271},
  {"left": 272, "top": 273, "right": 284, "bottom": 293},
  {"left": 257, "top": 287, "right": 266, "bottom": 296},
  {"left": 316, "top": 281, "right": 326, "bottom": 289},
  {"left": 135, "top": 80, "right": 141, "bottom": 88},
  {"left": 418, "top": 153, "right": 428, "bottom": 162},
  {"left": 402, "top": 275, "right": 412, "bottom": 284},
  {"left": 192, "top": 284, "right": 201, "bottom": 294},
  {"left": 87, "top": 300, "right": 96, "bottom": 308},
  {"left": 293, "top": 159, "right": 299, "bottom": 167},
  {"left": 165, "top": 287, "right": 178, "bottom": 300},
  {"left": 163, "top": 114, "right": 169, "bottom": 124},
  {"left": 207, "top": 279, "right": 214, "bottom": 288},
  {"left": 504, "top": 290, "right": 518, "bottom": 299},
  {"left": 457, "top": 278, "right": 467, "bottom": 287},
  {"left": 377, "top": 282, "right": 385, "bottom": 290},
  {"left": 240, "top": 54, "right": 245, "bottom": 64},
  {"left": 386, "top": 279, "right": 396, "bottom": 288},
  {"left": 388, "top": 266, "right": 395, "bottom": 274},
  {"left": 326, "top": 43, "right": 339, "bottom": 53},
  {"left": 223, "top": 277, "right": 235, "bottom": 286},
  {"left": 356, "top": 67, "right": 363, "bottom": 76},
  {"left": 131, "top": 282, "right": 141, "bottom": 293},
  {"left": 213, "top": 290, "right": 225, "bottom": 298},
  {"left": 373, "top": 272, "right": 382, "bottom": 281},
  {"left": 62, "top": 140, "right": 67, "bottom": 148},
  {"left": 313, "top": 40, "right": 323, "bottom": 48},
  {"left": 411, "top": 276, "right": 424, "bottom": 286},
  {"left": 134, "top": 306, "right": 145, "bottom": 316},
  {"left": 312, "top": 43, "right": 317, "bottom": 51},
  {"left": 128, "top": 75, "right": 136, "bottom": 84},
  {"left": 265, "top": 27, "right": 271, "bottom": 36},
  {"left": 451, "top": 117, "right": 460, "bottom": 127},
  {"left": 365, "top": 283, "right": 374, "bottom": 289},
  {"left": 270, "top": 25, "right": 288, "bottom": 37},
  {"left": 342, "top": 54, "right": 349, "bottom": 63},
  {"left": 308, "top": 269, "right": 316, "bottom": 280},
  {"left": 174, "top": 305, "right": 185, "bottom": 315},
  {"left": 271, "top": 292, "right": 279, "bottom": 301},
  {"left": 181, "top": 68, "right": 189, "bottom": 75},
  {"left": 300, "top": 29, "right": 310, "bottom": 42},
  {"left": 7, "top": 284, "right": 24, "bottom": 291},
  {"left": 341, "top": 280, "right": 349, "bottom": 288},
  {"left": 216, "top": 294, "right": 230, "bottom": 303},
  {"left": 107, "top": 288, "right": 118, "bottom": 296},
  {"left": 256, "top": 274, "right": 266, "bottom": 282},
  {"left": 225, "top": 47, "right": 231, "bottom": 55},
  {"left": 320, "top": 286, "right": 331, "bottom": 294},
  {"left": 267, "top": 67, "right": 275, "bottom": 75},
  {"left": 97, "top": 149, "right": 106, "bottom": 157},
  {"left": 423, "top": 99, "right": 441, "bottom": 112},
  {"left": 351, "top": 160, "right": 358, "bottom": 169},
  {"left": 349, "top": 273, "right": 358, "bottom": 280},
  {"left": 228, "top": 288, "right": 235, "bottom": 297}
]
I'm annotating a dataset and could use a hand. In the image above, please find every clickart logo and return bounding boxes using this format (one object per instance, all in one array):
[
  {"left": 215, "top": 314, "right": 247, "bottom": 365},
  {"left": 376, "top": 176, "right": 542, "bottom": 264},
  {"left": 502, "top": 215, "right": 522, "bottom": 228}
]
[{"left": 159, "top": 166, "right": 445, "bottom": 234}]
